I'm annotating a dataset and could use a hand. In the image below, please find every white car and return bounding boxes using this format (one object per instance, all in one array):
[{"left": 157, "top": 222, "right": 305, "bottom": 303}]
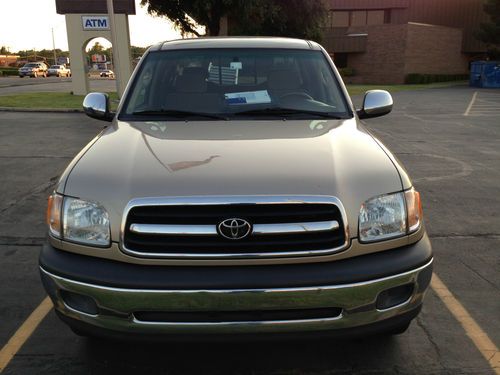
[
  {"left": 47, "top": 65, "right": 71, "bottom": 77},
  {"left": 100, "top": 70, "right": 115, "bottom": 78}
]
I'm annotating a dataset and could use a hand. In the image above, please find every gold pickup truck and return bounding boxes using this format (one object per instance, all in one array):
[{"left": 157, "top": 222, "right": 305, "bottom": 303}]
[{"left": 40, "top": 37, "right": 432, "bottom": 340}]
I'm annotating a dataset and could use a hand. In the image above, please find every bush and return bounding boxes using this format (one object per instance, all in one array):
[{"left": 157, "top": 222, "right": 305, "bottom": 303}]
[
  {"left": 405, "top": 73, "right": 469, "bottom": 84},
  {"left": 338, "top": 67, "right": 355, "bottom": 77},
  {"left": 0, "top": 68, "right": 19, "bottom": 76}
]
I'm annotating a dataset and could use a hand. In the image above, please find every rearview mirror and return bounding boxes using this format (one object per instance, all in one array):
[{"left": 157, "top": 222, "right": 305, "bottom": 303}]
[
  {"left": 83, "top": 92, "right": 114, "bottom": 122},
  {"left": 357, "top": 90, "right": 393, "bottom": 119}
]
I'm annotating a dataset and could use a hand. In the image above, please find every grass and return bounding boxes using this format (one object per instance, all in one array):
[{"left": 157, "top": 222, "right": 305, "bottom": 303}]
[
  {"left": 0, "top": 81, "right": 467, "bottom": 110},
  {"left": 346, "top": 80, "right": 467, "bottom": 96},
  {"left": 0, "top": 92, "right": 119, "bottom": 110}
]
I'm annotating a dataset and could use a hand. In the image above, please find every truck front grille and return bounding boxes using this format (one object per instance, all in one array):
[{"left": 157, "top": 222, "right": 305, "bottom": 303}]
[{"left": 121, "top": 196, "right": 348, "bottom": 259}]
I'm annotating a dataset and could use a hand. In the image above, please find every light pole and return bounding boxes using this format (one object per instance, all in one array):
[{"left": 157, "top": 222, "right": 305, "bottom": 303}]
[
  {"left": 51, "top": 28, "right": 57, "bottom": 65},
  {"left": 106, "top": 0, "right": 121, "bottom": 96}
]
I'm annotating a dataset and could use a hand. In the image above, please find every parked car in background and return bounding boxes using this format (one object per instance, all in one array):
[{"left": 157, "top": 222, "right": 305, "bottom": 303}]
[
  {"left": 100, "top": 69, "right": 115, "bottom": 78},
  {"left": 47, "top": 65, "right": 71, "bottom": 77},
  {"left": 18, "top": 62, "right": 48, "bottom": 78}
]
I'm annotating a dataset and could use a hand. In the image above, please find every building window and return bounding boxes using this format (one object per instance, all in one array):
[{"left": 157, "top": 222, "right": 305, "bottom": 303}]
[
  {"left": 367, "top": 10, "right": 384, "bottom": 25},
  {"left": 331, "top": 11, "right": 349, "bottom": 27},
  {"left": 351, "top": 11, "right": 367, "bottom": 26},
  {"left": 328, "top": 9, "right": 391, "bottom": 27}
]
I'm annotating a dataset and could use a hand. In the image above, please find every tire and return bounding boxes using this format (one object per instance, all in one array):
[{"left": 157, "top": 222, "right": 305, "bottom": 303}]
[{"left": 19, "top": 76, "right": 23, "bottom": 78}]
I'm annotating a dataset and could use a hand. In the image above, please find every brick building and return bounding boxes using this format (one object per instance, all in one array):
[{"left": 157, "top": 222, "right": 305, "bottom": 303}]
[{"left": 323, "top": 0, "right": 491, "bottom": 83}]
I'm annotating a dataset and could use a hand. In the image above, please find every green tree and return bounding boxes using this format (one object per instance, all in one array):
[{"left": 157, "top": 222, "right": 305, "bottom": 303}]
[
  {"left": 230, "top": 0, "right": 326, "bottom": 41},
  {"left": 140, "top": 0, "right": 237, "bottom": 36},
  {"left": 476, "top": 0, "right": 500, "bottom": 58},
  {"left": 140, "top": 0, "right": 326, "bottom": 40},
  {"left": 0, "top": 46, "right": 11, "bottom": 54}
]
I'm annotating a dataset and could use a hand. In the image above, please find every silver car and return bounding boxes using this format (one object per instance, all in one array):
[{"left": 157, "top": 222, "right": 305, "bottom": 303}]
[{"left": 41, "top": 37, "right": 432, "bottom": 340}]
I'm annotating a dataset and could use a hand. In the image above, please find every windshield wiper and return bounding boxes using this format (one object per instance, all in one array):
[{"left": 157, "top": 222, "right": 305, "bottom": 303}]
[
  {"left": 132, "top": 109, "right": 228, "bottom": 120},
  {"left": 233, "top": 107, "right": 347, "bottom": 119}
]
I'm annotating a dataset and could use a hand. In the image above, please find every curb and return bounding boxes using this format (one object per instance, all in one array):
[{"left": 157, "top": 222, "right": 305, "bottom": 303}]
[{"left": 0, "top": 107, "right": 83, "bottom": 113}]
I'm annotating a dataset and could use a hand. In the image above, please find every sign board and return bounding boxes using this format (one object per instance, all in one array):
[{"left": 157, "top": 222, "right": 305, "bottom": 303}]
[
  {"left": 57, "top": 56, "right": 70, "bottom": 65},
  {"left": 82, "top": 16, "right": 110, "bottom": 30},
  {"left": 91, "top": 54, "right": 107, "bottom": 63},
  {"left": 56, "top": 0, "right": 135, "bottom": 15}
]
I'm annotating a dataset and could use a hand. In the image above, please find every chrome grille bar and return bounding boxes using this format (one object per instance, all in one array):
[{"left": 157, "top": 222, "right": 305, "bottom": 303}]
[
  {"left": 253, "top": 221, "right": 339, "bottom": 235},
  {"left": 130, "top": 224, "right": 217, "bottom": 236},
  {"left": 129, "top": 220, "right": 339, "bottom": 236}
]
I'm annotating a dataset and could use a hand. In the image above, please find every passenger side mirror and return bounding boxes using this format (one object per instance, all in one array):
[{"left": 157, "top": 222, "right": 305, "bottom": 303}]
[
  {"left": 83, "top": 92, "right": 114, "bottom": 122},
  {"left": 357, "top": 90, "right": 393, "bottom": 119}
]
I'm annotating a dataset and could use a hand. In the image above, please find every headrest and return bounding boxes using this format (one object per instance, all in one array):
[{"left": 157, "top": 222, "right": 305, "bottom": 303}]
[
  {"left": 176, "top": 67, "right": 207, "bottom": 93},
  {"left": 268, "top": 69, "right": 302, "bottom": 90}
]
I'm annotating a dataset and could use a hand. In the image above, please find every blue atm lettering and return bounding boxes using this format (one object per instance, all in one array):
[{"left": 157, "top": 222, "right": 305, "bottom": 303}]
[{"left": 85, "top": 19, "right": 107, "bottom": 28}]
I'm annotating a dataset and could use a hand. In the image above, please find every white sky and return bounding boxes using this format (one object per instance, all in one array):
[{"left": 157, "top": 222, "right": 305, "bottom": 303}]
[{"left": 1, "top": 0, "right": 185, "bottom": 52}]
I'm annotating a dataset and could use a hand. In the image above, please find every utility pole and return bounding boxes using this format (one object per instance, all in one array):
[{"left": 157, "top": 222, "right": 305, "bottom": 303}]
[
  {"left": 51, "top": 28, "right": 57, "bottom": 65},
  {"left": 106, "top": 0, "right": 121, "bottom": 96}
]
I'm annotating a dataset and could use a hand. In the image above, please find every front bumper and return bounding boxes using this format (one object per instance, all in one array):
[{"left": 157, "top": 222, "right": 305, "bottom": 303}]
[{"left": 40, "top": 235, "right": 433, "bottom": 337}]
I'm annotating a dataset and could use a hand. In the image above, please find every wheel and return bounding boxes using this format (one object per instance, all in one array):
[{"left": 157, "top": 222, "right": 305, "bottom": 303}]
[
  {"left": 70, "top": 325, "right": 93, "bottom": 338},
  {"left": 56, "top": 73, "right": 60, "bottom": 77},
  {"left": 19, "top": 75, "right": 23, "bottom": 78},
  {"left": 279, "top": 92, "right": 314, "bottom": 101}
]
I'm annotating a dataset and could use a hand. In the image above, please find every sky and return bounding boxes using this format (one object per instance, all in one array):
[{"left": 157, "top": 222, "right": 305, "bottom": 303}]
[{"left": 1, "top": 0, "right": 186, "bottom": 52}]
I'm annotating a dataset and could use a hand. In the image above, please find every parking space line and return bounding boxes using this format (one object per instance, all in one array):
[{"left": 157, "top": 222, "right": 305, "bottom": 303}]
[
  {"left": 431, "top": 274, "right": 500, "bottom": 374},
  {"left": 464, "top": 91, "right": 478, "bottom": 116},
  {"left": 0, "top": 297, "right": 52, "bottom": 373}
]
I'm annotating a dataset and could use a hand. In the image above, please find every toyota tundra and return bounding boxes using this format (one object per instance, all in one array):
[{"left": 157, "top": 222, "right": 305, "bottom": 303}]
[{"left": 40, "top": 37, "right": 433, "bottom": 340}]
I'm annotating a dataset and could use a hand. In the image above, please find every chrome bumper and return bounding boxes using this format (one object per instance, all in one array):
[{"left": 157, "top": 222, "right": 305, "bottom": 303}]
[{"left": 41, "top": 259, "right": 432, "bottom": 335}]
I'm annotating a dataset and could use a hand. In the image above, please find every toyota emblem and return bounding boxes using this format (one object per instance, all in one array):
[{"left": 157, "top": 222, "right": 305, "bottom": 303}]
[{"left": 218, "top": 218, "right": 252, "bottom": 240}]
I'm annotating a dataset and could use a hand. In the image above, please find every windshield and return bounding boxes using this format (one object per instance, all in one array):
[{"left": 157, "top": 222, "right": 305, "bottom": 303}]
[
  {"left": 50, "top": 65, "right": 61, "bottom": 69},
  {"left": 121, "top": 49, "right": 351, "bottom": 120},
  {"left": 24, "top": 63, "right": 37, "bottom": 68}
]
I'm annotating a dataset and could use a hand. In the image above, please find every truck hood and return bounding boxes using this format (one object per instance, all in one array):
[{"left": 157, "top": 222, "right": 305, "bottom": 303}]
[{"left": 62, "top": 118, "right": 404, "bottom": 240}]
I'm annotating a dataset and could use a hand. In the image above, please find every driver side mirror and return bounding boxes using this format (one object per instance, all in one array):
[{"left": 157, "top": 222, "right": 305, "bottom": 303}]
[
  {"left": 83, "top": 92, "right": 114, "bottom": 122},
  {"left": 357, "top": 90, "right": 393, "bottom": 119}
]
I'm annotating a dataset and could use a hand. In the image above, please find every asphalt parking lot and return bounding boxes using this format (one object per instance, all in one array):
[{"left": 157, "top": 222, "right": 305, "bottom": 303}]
[{"left": 0, "top": 85, "right": 498, "bottom": 374}]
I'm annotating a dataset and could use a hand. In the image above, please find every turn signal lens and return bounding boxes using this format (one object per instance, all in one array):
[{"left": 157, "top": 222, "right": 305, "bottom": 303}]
[
  {"left": 405, "top": 188, "right": 423, "bottom": 233},
  {"left": 47, "top": 193, "right": 63, "bottom": 238}
]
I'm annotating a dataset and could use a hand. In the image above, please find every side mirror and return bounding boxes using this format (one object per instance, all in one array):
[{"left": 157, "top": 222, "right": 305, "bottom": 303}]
[
  {"left": 357, "top": 90, "right": 393, "bottom": 119},
  {"left": 83, "top": 92, "right": 114, "bottom": 122}
]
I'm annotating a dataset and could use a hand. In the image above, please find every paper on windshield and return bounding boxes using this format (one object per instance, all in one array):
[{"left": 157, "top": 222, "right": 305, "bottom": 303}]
[{"left": 224, "top": 90, "right": 271, "bottom": 105}]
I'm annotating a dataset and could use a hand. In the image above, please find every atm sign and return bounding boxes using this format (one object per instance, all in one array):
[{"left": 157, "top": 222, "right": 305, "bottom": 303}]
[{"left": 82, "top": 16, "right": 110, "bottom": 30}]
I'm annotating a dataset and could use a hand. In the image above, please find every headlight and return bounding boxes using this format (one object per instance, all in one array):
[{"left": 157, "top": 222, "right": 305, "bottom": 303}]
[
  {"left": 47, "top": 194, "right": 110, "bottom": 246},
  {"left": 359, "top": 189, "right": 423, "bottom": 243}
]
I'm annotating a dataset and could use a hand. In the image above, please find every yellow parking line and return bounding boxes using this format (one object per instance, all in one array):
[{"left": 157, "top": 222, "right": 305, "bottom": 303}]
[
  {"left": 431, "top": 274, "right": 500, "bottom": 374},
  {"left": 0, "top": 297, "right": 52, "bottom": 373}
]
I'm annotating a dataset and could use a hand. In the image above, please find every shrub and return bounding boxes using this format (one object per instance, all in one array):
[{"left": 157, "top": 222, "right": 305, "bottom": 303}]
[
  {"left": 338, "top": 67, "right": 355, "bottom": 77},
  {"left": 405, "top": 73, "right": 469, "bottom": 84}
]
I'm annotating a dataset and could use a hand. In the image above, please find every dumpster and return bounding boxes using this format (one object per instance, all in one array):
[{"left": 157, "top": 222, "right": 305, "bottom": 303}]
[{"left": 470, "top": 61, "right": 500, "bottom": 88}]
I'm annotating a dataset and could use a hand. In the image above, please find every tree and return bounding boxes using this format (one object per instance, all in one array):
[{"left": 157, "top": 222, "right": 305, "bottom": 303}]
[
  {"left": 476, "top": 0, "right": 500, "bottom": 58},
  {"left": 140, "top": 0, "right": 326, "bottom": 40},
  {"left": 140, "top": 0, "right": 238, "bottom": 36},
  {"left": 0, "top": 46, "right": 11, "bottom": 55},
  {"left": 229, "top": 0, "right": 326, "bottom": 41}
]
